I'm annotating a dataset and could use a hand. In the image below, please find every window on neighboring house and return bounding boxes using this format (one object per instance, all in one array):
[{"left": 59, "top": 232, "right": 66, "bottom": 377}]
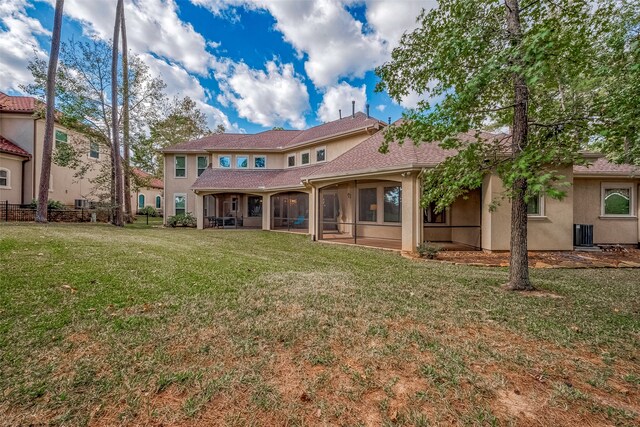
[
  {"left": 197, "top": 156, "right": 208, "bottom": 176},
  {"left": 155, "top": 195, "right": 161, "bottom": 209},
  {"left": 0, "top": 169, "right": 9, "bottom": 188},
  {"left": 527, "top": 195, "right": 544, "bottom": 216},
  {"left": 174, "top": 194, "right": 186, "bottom": 215},
  {"left": 287, "top": 154, "right": 295, "bottom": 167},
  {"left": 358, "top": 188, "right": 377, "bottom": 222},
  {"left": 254, "top": 156, "right": 266, "bottom": 168},
  {"left": 384, "top": 186, "right": 402, "bottom": 222},
  {"left": 175, "top": 156, "right": 186, "bottom": 177},
  {"left": 138, "top": 194, "right": 145, "bottom": 209},
  {"left": 301, "top": 152, "right": 310, "bottom": 165},
  {"left": 424, "top": 202, "right": 446, "bottom": 223},
  {"left": 219, "top": 155, "right": 231, "bottom": 168},
  {"left": 316, "top": 148, "right": 326, "bottom": 162},
  {"left": 248, "top": 196, "right": 262, "bottom": 217},
  {"left": 236, "top": 156, "right": 248, "bottom": 168},
  {"left": 89, "top": 141, "right": 99, "bottom": 159},
  {"left": 602, "top": 184, "right": 633, "bottom": 216},
  {"left": 55, "top": 130, "right": 68, "bottom": 147}
]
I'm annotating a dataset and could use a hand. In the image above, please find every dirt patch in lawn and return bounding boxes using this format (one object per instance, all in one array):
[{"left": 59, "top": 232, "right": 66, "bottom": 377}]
[{"left": 432, "top": 248, "right": 640, "bottom": 268}]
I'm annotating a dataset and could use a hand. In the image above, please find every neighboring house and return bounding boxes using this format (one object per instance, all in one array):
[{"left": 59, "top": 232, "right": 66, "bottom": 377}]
[
  {"left": 164, "top": 112, "right": 640, "bottom": 252},
  {"left": 0, "top": 92, "right": 105, "bottom": 206},
  {"left": 132, "top": 168, "right": 164, "bottom": 214}
]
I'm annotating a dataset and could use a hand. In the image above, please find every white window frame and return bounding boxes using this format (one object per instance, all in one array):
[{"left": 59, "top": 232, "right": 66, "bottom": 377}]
[
  {"left": 174, "top": 193, "right": 187, "bottom": 215},
  {"left": 527, "top": 194, "right": 545, "bottom": 217},
  {"left": 219, "top": 155, "right": 231, "bottom": 168},
  {"left": 197, "top": 155, "right": 208, "bottom": 176},
  {"left": 174, "top": 155, "right": 187, "bottom": 178},
  {"left": 300, "top": 150, "right": 310, "bottom": 165},
  {"left": 54, "top": 129, "right": 68, "bottom": 147},
  {"left": 287, "top": 153, "right": 296, "bottom": 168},
  {"left": 138, "top": 193, "right": 145, "bottom": 209},
  {"left": 601, "top": 182, "right": 636, "bottom": 217},
  {"left": 88, "top": 141, "right": 100, "bottom": 160},
  {"left": 155, "top": 195, "right": 162, "bottom": 209},
  {"left": 316, "top": 147, "right": 327, "bottom": 163},
  {"left": 254, "top": 155, "right": 267, "bottom": 169},
  {"left": 0, "top": 168, "right": 10, "bottom": 189},
  {"left": 236, "top": 155, "right": 249, "bottom": 168}
]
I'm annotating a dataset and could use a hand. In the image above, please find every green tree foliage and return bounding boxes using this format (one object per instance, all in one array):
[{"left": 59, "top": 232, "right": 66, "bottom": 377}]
[
  {"left": 376, "top": 0, "right": 627, "bottom": 289},
  {"left": 133, "top": 96, "right": 214, "bottom": 176}
]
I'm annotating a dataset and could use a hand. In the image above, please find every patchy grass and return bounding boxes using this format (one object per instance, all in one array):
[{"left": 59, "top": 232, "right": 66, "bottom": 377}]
[{"left": 0, "top": 223, "right": 639, "bottom": 426}]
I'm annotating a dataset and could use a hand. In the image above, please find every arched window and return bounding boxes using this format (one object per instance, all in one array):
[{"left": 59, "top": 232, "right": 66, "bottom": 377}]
[
  {"left": 155, "top": 195, "right": 161, "bottom": 209},
  {"left": 138, "top": 194, "right": 145, "bottom": 209},
  {"left": 0, "top": 168, "right": 9, "bottom": 188}
]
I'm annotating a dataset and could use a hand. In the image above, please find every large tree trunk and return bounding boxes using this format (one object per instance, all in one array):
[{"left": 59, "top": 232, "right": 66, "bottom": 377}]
[
  {"left": 35, "top": 0, "right": 64, "bottom": 223},
  {"left": 121, "top": 4, "right": 132, "bottom": 222},
  {"left": 505, "top": 0, "right": 534, "bottom": 290},
  {"left": 111, "top": 0, "right": 124, "bottom": 227}
]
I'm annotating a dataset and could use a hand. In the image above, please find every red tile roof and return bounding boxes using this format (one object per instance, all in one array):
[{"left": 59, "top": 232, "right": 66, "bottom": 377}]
[
  {"left": 0, "top": 135, "right": 30, "bottom": 158},
  {"left": 132, "top": 168, "right": 163, "bottom": 189},
  {"left": 0, "top": 92, "right": 38, "bottom": 113},
  {"left": 573, "top": 156, "right": 640, "bottom": 176},
  {"left": 191, "top": 164, "right": 322, "bottom": 191},
  {"left": 163, "top": 112, "right": 384, "bottom": 153},
  {"left": 305, "top": 129, "right": 508, "bottom": 180}
]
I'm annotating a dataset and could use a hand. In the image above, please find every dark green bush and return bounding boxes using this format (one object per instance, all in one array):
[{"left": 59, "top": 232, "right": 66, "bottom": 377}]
[{"left": 167, "top": 212, "right": 196, "bottom": 227}]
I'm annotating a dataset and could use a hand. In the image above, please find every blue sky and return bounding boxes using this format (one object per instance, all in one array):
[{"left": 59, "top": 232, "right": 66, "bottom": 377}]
[{"left": 1, "top": 0, "right": 435, "bottom": 133}]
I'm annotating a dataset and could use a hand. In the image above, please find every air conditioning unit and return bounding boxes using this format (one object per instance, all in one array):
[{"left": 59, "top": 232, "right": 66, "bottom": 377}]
[
  {"left": 74, "top": 199, "right": 89, "bottom": 209},
  {"left": 574, "top": 224, "right": 594, "bottom": 247}
]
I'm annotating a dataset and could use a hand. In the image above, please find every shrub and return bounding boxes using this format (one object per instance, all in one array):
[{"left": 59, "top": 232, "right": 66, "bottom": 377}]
[
  {"left": 28, "top": 199, "right": 66, "bottom": 210},
  {"left": 167, "top": 212, "right": 196, "bottom": 228},
  {"left": 139, "top": 206, "right": 158, "bottom": 217},
  {"left": 417, "top": 241, "right": 442, "bottom": 259}
]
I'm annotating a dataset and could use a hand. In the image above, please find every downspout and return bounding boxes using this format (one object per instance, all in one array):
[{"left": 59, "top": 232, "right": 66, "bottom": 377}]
[{"left": 21, "top": 157, "right": 28, "bottom": 205}]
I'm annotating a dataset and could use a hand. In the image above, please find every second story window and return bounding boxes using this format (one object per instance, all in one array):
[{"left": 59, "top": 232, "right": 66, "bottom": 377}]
[
  {"left": 197, "top": 156, "right": 208, "bottom": 176},
  {"left": 175, "top": 155, "right": 186, "bottom": 177},
  {"left": 316, "top": 148, "right": 326, "bottom": 162},
  {"left": 287, "top": 154, "right": 295, "bottom": 167},
  {"left": 236, "top": 156, "right": 248, "bottom": 168},
  {"left": 219, "top": 155, "right": 231, "bottom": 168},
  {"left": 301, "top": 151, "right": 310, "bottom": 165},
  {"left": 89, "top": 141, "right": 99, "bottom": 159},
  {"left": 55, "top": 130, "right": 68, "bottom": 147},
  {"left": 254, "top": 156, "right": 266, "bottom": 168}
]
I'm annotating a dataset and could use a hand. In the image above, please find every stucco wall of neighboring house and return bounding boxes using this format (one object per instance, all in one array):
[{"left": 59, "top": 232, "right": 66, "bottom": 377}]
[
  {"left": 33, "top": 120, "right": 105, "bottom": 205},
  {"left": 0, "top": 154, "right": 25, "bottom": 203},
  {"left": 573, "top": 178, "right": 639, "bottom": 245},
  {"left": 481, "top": 168, "right": 574, "bottom": 251},
  {"left": 0, "top": 114, "right": 35, "bottom": 201},
  {"left": 133, "top": 187, "right": 163, "bottom": 213}
]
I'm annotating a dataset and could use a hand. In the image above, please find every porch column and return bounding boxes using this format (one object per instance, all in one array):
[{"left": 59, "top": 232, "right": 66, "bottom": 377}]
[
  {"left": 308, "top": 186, "right": 316, "bottom": 239},
  {"left": 195, "top": 192, "right": 204, "bottom": 230},
  {"left": 401, "top": 173, "right": 419, "bottom": 252},
  {"left": 262, "top": 193, "right": 271, "bottom": 230}
]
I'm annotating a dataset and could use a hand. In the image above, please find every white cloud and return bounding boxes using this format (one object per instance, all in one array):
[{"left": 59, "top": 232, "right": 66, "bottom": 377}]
[
  {"left": 375, "top": 104, "right": 386, "bottom": 112},
  {"left": 365, "top": 0, "right": 436, "bottom": 48},
  {"left": 216, "top": 60, "right": 310, "bottom": 129},
  {"left": 140, "top": 53, "right": 239, "bottom": 131},
  {"left": 317, "top": 82, "right": 366, "bottom": 123},
  {"left": 54, "top": 0, "right": 214, "bottom": 75},
  {"left": 0, "top": 0, "right": 49, "bottom": 92}
]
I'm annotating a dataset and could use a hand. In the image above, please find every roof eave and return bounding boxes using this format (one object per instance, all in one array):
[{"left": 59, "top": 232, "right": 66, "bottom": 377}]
[{"left": 303, "top": 164, "right": 430, "bottom": 182}]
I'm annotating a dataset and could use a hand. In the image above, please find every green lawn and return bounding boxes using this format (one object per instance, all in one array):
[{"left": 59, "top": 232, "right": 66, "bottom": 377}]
[{"left": 1, "top": 224, "right": 638, "bottom": 426}]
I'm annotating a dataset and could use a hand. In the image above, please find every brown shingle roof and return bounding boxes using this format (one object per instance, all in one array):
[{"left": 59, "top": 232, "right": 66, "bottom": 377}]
[
  {"left": 191, "top": 164, "right": 322, "bottom": 191},
  {"left": 305, "top": 129, "right": 507, "bottom": 180},
  {"left": 163, "top": 112, "right": 384, "bottom": 153},
  {"left": 573, "top": 156, "right": 640, "bottom": 176},
  {"left": 132, "top": 168, "right": 163, "bottom": 189},
  {"left": 0, "top": 92, "right": 38, "bottom": 113},
  {"left": 0, "top": 135, "right": 30, "bottom": 158}
]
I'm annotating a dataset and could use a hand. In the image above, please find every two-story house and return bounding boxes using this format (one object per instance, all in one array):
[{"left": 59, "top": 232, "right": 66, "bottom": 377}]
[{"left": 164, "top": 112, "right": 640, "bottom": 252}]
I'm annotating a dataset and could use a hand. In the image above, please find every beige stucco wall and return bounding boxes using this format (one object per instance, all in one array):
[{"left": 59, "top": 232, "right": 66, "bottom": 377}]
[
  {"left": 164, "top": 153, "right": 198, "bottom": 218},
  {"left": 573, "top": 178, "right": 639, "bottom": 245},
  {"left": 0, "top": 114, "right": 35, "bottom": 201},
  {"left": 481, "top": 168, "right": 574, "bottom": 251},
  {"left": 132, "top": 187, "right": 164, "bottom": 213},
  {"left": 0, "top": 154, "right": 25, "bottom": 203}
]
